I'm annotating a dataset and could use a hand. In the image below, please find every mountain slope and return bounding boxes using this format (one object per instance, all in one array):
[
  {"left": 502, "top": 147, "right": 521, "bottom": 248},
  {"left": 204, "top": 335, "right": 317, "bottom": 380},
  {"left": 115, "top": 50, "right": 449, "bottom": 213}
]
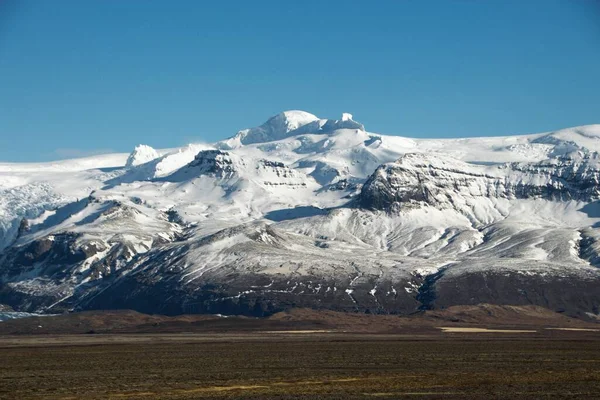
[{"left": 1, "top": 112, "right": 599, "bottom": 319}]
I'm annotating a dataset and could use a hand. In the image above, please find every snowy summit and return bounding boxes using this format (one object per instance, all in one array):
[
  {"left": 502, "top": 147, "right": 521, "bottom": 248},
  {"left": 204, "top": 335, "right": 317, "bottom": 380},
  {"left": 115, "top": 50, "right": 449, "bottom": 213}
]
[{"left": 125, "top": 144, "right": 160, "bottom": 167}]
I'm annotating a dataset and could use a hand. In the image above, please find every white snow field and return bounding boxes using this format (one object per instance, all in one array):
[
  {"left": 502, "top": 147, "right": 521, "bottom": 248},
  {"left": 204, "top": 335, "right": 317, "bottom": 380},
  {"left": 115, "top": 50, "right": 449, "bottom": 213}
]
[{"left": 0, "top": 111, "right": 599, "bottom": 317}]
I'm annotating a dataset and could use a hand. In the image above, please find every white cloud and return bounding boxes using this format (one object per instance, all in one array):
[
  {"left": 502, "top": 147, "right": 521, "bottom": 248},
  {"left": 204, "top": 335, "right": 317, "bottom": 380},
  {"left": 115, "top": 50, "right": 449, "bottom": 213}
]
[{"left": 51, "top": 148, "right": 116, "bottom": 159}]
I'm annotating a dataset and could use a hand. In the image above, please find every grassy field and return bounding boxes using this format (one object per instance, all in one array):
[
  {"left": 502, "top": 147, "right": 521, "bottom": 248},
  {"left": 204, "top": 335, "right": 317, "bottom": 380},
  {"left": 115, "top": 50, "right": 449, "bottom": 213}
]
[{"left": 1, "top": 333, "right": 599, "bottom": 399}]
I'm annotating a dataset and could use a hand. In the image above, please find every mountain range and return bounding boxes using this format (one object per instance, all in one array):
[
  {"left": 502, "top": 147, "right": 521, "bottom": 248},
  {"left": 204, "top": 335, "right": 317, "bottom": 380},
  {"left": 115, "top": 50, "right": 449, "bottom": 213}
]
[{"left": 1, "top": 111, "right": 599, "bottom": 320}]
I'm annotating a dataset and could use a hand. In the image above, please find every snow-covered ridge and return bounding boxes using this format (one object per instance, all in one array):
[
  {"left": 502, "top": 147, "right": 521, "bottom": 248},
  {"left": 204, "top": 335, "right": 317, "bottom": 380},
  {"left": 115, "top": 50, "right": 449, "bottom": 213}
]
[
  {"left": 220, "top": 111, "right": 365, "bottom": 148},
  {"left": 1, "top": 111, "right": 600, "bottom": 317},
  {"left": 360, "top": 151, "right": 600, "bottom": 218},
  {"left": 165, "top": 149, "right": 312, "bottom": 189}
]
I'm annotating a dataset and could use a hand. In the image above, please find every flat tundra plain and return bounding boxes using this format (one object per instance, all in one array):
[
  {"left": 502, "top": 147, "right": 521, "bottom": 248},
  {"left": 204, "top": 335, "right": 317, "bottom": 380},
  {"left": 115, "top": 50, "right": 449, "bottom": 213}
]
[{"left": 1, "top": 332, "right": 600, "bottom": 399}]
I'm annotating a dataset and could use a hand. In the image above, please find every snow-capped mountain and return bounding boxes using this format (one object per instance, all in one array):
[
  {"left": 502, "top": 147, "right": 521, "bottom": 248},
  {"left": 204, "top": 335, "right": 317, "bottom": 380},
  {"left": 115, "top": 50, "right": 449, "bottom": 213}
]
[{"left": 1, "top": 111, "right": 599, "bottom": 319}]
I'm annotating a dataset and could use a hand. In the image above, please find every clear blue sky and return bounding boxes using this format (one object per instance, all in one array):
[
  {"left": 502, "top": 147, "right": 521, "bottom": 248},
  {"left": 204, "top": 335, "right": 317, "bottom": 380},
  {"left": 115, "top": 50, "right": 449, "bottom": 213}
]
[{"left": 0, "top": 0, "right": 599, "bottom": 162}]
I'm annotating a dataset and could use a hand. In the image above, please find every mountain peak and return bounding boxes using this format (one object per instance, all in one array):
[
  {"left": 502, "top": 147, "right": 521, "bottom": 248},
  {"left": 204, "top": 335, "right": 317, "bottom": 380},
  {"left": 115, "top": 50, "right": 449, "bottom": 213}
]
[
  {"left": 341, "top": 112, "right": 353, "bottom": 121},
  {"left": 225, "top": 110, "right": 319, "bottom": 147},
  {"left": 125, "top": 144, "right": 160, "bottom": 167},
  {"left": 267, "top": 110, "right": 320, "bottom": 131},
  {"left": 219, "top": 110, "right": 366, "bottom": 149}
]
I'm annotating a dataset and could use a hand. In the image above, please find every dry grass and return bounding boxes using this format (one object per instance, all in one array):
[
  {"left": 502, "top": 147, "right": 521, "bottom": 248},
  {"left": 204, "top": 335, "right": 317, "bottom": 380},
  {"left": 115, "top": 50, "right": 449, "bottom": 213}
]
[{"left": 1, "top": 334, "right": 600, "bottom": 399}]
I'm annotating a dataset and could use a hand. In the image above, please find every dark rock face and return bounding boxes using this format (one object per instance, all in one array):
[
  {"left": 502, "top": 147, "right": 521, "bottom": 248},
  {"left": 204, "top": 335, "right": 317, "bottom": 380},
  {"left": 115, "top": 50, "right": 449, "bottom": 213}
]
[
  {"left": 0, "top": 285, "right": 61, "bottom": 313},
  {"left": 415, "top": 265, "right": 451, "bottom": 311},
  {"left": 69, "top": 264, "right": 600, "bottom": 319},
  {"left": 79, "top": 273, "right": 423, "bottom": 317},
  {"left": 17, "top": 219, "right": 30, "bottom": 238},
  {"left": 186, "top": 150, "right": 238, "bottom": 177},
  {"left": 8, "top": 233, "right": 87, "bottom": 272},
  {"left": 432, "top": 271, "right": 600, "bottom": 319}
]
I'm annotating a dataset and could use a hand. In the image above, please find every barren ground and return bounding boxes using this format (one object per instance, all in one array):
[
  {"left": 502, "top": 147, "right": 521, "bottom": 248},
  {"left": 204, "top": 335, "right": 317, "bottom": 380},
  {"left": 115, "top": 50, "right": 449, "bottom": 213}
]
[
  {"left": 1, "top": 306, "right": 599, "bottom": 399},
  {"left": 1, "top": 331, "right": 600, "bottom": 399}
]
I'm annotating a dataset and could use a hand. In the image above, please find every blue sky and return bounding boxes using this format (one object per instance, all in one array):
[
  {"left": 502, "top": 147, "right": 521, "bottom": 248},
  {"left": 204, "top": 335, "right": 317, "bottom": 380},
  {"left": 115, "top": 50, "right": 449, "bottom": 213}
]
[{"left": 0, "top": 0, "right": 599, "bottom": 162}]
